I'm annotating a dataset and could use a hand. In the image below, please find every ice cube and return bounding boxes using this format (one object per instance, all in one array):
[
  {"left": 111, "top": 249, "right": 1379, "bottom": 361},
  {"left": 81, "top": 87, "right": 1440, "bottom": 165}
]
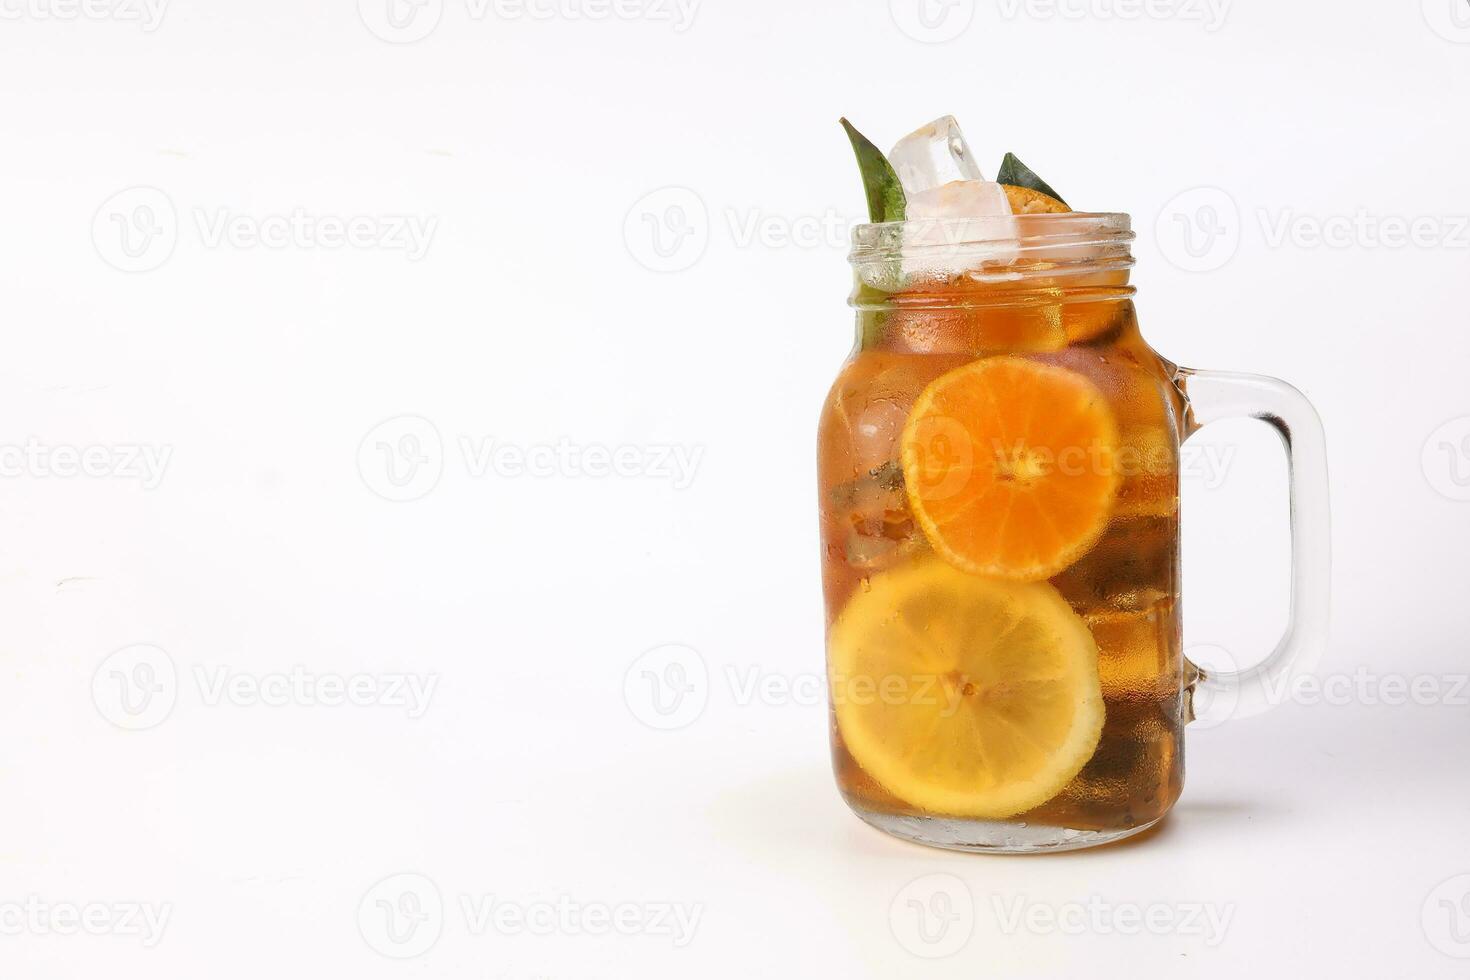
[
  {"left": 1026, "top": 698, "right": 1183, "bottom": 831},
  {"left": 905, "top": 179, "right": 1012, "bottom": 220},
  {"left": 1085, "top": 599, "right": 1181, "bottom": 702},
  {"left": 901, "top": 179, "right": 1019, "bottom": 275},
  {"left": 888, "top": 116, "right": 985, "bottom": 195},
  {"left": 1050, "top": 515, "right": 1176, "bottom": 615},
  {"left": 887, "top": 117, "right": 1018, "bottom": 274}
]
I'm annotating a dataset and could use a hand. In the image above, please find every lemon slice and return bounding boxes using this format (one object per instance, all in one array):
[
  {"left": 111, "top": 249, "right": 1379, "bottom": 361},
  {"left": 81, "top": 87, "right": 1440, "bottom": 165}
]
[{"left": 829, "top": 558, "right": 1104, "bottom": 818}]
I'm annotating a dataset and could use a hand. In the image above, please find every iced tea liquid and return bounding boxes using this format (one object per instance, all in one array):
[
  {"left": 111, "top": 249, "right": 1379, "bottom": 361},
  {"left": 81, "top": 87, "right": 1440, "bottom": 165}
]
[{"left": 819, "top": 279, "right": 1187, "bottom": 836}]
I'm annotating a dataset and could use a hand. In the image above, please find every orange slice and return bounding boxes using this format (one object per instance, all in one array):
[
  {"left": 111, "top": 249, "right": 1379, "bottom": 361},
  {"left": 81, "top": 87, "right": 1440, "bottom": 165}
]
[
  {"left": 900, "top": 357, "right": 1121, "bottom": 581},
  {"left": 1003, "top": 185, "right": 1071, "bottom": 214}
]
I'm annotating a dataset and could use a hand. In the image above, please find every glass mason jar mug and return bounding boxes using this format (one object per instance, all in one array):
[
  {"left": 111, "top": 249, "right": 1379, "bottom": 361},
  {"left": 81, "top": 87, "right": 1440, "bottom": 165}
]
[{"left": 817, "top": 212, "right": 1329, "bottom": 852}]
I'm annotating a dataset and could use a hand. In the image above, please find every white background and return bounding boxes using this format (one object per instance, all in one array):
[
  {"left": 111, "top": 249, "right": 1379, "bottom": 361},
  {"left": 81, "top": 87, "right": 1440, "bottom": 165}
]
[{"left": 2, "top": 0, "right": 1469, "bottom": 976}]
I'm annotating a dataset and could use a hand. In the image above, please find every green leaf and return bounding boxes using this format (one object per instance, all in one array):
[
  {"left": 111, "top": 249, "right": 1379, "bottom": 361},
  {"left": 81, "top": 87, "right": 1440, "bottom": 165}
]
[
  {"left": 840, "top": 118, "right": 906, "bottom": 223},
  {"left": 996, "top": 152, "right": 1068, "bottom": 206}
]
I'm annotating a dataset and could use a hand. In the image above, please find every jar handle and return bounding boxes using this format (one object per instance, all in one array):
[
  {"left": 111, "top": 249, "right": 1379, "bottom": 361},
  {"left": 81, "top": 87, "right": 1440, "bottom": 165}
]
[{"left": 1175, "top": 368, "right": 1332, "bottom": 724}]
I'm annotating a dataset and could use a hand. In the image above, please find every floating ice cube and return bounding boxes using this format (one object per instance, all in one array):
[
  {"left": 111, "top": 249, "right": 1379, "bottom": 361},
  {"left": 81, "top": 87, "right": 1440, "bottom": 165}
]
[
  {"left": 888, "top": 116, "right": 985, "bottom": 195},
  {"left": 905, "top": 180, "right": 1013, "bottom": 222},
  {"left": 888, "top": 117, "right": 1018, "bottom": 275}
]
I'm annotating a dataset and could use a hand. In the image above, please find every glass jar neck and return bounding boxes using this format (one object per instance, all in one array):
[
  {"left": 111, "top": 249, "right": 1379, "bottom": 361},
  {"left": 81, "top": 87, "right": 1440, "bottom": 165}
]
[
  {"left": 847, "top": 212, "right": 1137, "bottom": 353},
  {"left": 848, "top": 213, "right": 1135, "bottom": 302}
]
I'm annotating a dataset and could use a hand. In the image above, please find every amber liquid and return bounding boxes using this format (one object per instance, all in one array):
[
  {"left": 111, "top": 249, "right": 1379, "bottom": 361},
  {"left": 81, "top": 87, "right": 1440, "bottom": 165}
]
[{"left": 818, "top": 286, "right": 1188, "bottom": 833}]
